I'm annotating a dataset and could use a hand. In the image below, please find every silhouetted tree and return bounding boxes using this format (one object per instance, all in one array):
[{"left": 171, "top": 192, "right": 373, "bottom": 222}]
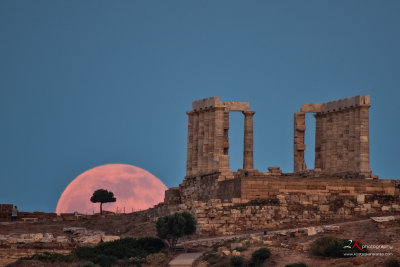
[
  {"left": 156, "top": 211, "right": 196, "bottom": 252},
  {"left": 90, "top": 189, "right": 116, "bottom": 215}
]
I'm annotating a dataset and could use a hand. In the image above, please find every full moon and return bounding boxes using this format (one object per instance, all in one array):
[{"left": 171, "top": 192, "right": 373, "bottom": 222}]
[{"left": 56, "top": 164, "right": 168, "bottom": 214}]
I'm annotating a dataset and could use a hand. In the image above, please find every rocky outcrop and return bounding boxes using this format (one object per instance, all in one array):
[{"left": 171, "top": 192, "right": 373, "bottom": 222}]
[{"left": 0, "top": 227, "right": 120, "bottom": 246}]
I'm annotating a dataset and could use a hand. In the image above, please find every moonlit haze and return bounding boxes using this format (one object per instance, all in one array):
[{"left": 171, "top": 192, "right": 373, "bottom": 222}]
[{"left": 55, "top": 164, "right": 167, "bottom": 214}]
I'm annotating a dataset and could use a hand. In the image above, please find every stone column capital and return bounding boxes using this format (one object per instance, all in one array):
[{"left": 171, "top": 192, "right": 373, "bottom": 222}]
[{"left": 242, "top": 110, "right": 256, "bottom": 116}]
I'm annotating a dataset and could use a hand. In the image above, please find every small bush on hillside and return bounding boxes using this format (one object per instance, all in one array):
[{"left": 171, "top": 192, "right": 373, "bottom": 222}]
[
  {"left": 385, "top": 257, "right": 400, "bottom": 267},
  {"left": 212, "top": 243, "right": 225, "bottom": 252},
  {"left": 285, "top": 263, "right": 308, "bottom": 267},
  {"left": 156, "top": 211, "right": 196, "bottom": 251},
  {"left": 250, "top": 247, "right": 271, "bottom": 265},
  {"left": 230, "top": 255, "right": 244, "bottom": 266},
  {"left": 27, "top": 252, "right": 73, "bottom": 262},
  {"left": 235, "top": 246, "right": 248, "bottom": 252},
  {"left": 310, "top": 235, "right": 368, "bottom": 258},
  {"left": 74, "top": 237, "right": 165, "bottom": 266},
  {"left": 78, "top": 262, "right": 100, "bottom": 267},
  {"left": 202, "top": 252, "right": 220, "bottom": 265}
]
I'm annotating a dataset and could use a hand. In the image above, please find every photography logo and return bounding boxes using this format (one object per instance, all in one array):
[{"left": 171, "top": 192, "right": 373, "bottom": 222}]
[{"left": 343, "top": 240, "right": 364, "bottom": 251}]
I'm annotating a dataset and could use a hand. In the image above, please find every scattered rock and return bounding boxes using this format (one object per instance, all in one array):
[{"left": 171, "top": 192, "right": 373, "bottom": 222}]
[
  {"left": 323, "top": 225, "right": 340, "bottom": 231},
  {"left": 56, "top": 236, "right": 69, "bottom": 243},
  {"left": 280, "top": 243, "right": 289, "bottom": 248},
  {"left": 263, "top": 240, "right": 273, "bottom": 246},
  {"left": 102, "top": 235, "right": 120, "bottom": 242},
  {"left": 371, "top": 216, "right": 396, "bottom": 223},
  {"left": 232, "top": 250, "right": 241, "bottom": 256},
  {"left": 75, "top": 232, "right": 103, "bottom": 245},
  {"left": 63, "top": 227, "right": 88, "bottom": 235},
  {"left": 230, "top": 242, "right": 243, "bottom": 250},
  {"left": 222, "top": 250, "right": 231, "bottom": 256},
  {"left": 306, "top": 227, "right": 317, "bottom": 236}
]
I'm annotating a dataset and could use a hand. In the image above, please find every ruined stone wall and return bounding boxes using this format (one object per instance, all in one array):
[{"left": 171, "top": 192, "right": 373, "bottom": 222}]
[
  {"left": 167, "top": 172, "right": 398, "bottom": 207},
  {"left": 0, "top": 204, "right": 13, "bottom": 221},
  {"left": 315, "top": 99, "right": 371, "bottom": 175},
  {"left": 162, "top": 173, "right": 399, "bottom": 236},
  {"left": 156, "top": 187, "right": 400, "bottom": 237},
  {"left": 240, "top": 176, "right": 397, "bottom": 201},
  {"left": 178, "top": 173, "right": 241, "bottom": 203},
  {"left": 295, "top": 95, "right": 372, "bottom": 176},
  {"left": 191, "top": 192, "right": 400, "bottom": 236},
  {"left": 179, "top": 173, "right": 220, "bottom": 203}
]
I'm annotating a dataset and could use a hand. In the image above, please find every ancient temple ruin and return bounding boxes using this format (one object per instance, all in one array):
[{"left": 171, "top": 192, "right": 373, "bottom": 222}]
[
  {"left": 157, "top": 95, "right": 399, "bottom": 236},
  {"left": 294, "top": 95, "right": 371, "bottom": 176},
  {"left": 185, "top": 97, "right": 255, "bottom": 180},
  {"left": 184, "top": 95, "right": 373, "bottom": 180},
  {"left": 163, "top": 95, "right": 389, "bottom": 205}
]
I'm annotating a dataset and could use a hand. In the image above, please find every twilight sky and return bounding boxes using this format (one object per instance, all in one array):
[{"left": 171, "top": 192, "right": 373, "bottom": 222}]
[{"left": 1, "top": 1, "right": 399, "bottom": 212}]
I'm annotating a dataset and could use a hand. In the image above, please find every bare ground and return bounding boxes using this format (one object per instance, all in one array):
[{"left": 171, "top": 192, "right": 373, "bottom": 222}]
[{"left": 1, "top": 213, "right": 400, "bottom": 266}]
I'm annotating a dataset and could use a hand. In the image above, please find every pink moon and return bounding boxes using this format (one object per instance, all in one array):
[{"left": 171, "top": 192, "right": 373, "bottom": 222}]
[{"left": 56, "top": 164, "right": 168, "bottom": 214}]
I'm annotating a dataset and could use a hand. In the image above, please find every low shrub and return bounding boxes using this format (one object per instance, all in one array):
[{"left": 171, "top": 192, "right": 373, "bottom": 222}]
[
  {"left": 385, "top": 257, "right": 400, "bottom": 267},
  {"left": 285, "top": 263, "right": 308, "bottom": 267},
  {"left": 145, "top": 252, "right": 168, "bottom": 266},
  {"left": 230, "top": 256, "right": 244, "bottom": 267},
  {"left": 27, "top": 252, "right": 73, "bottom": 262},
  {"left": 202, "top": 252, "right": 220, "bottom": 265},
  {"left": 250, "top": 247, "right": 271, "bottom": 265},
  {"left": 310, "top": 235, "right": 368, "bottom": 258},
  {"left": 212, "top": 243, "right": 225, "bottom": 252},
  {"left": 235, "top": 246, "right": 248, "bottom": 252},
  {"left": 78, "top": 261, "right": 101, "bottom": 267},
  {"left": 74, "top": 237, "right": 165, "bottom": 267}
]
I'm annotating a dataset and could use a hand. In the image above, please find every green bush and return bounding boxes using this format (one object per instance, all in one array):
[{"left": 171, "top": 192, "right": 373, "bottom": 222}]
[
  {"left": 385, "top": 257, "right": 400, "bottom": 267},
  {"left": 235, "top": 246, "right": 247, "bottom": 252},
  {"left": 310, "top": 235, "right": 368, "bottom": 258},
  {"left": 250, "top": 247, "right": 271, "bottom": 265},
  {"left": 156, "top": 211, "right": 196, "bottom": 251},
  {"left": 74, "top": 237, "right": 165, "bottom": 266},
  {"left": 28, "top": 252, "right": 73, "bottom": 262},
  {"left": 212, "top": 243, "right": 224, "bottom": 252},
  {"left": 202, "top": 252, "right": 220, "bottom": 265},
  {"left": 230, "top": 256, "right": 244, "bottom": 267},
  {"left": 285, "top": 263, "right": 308, "bottom": 267},
  {"left": 78, "top": 261, "right": 101, "bottom": 267}
]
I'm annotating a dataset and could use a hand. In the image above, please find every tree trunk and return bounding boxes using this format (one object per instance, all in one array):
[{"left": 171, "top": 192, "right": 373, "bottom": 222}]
[
  {"left": 100, "top": 202, "right": 103, "bottom": 215},
  {"left": 184, "top": 235, "right": 187, "bottom": 253}
]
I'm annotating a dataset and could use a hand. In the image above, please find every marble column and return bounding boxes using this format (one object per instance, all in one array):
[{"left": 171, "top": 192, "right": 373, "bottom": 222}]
[
  {"left": 314, "top": 112, "right": 322, "bottom": 170},
  {"left": 243, "top": 111, "right": 255, "bottom": 170},
  {"left": 358, "top": 105, "right": 371, "bottom": 175},
  {"left": 214, "top": 107, "right": 226, "bottom": 170},
  {"left": 192, "top": 111, "right": 199, "bottom": 175},
  {"left": 203, "top": 109, "right": 210, "bottom": 173},
  {"left": 294, "top": 112, "right": 306, "bottom": 172},
  {"left": 186, "top": 111, "right": 194, "bottom": 176},
  {"left": 197, "top": 110, "right": 205, "bottom": 173},
  {"left": 208, "top": 109, "right": 215, "bottom": 172}
]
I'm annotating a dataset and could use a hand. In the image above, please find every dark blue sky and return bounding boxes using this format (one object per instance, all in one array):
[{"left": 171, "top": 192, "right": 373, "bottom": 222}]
[{"left": 1, "top": 1, "right": 399, "bottom": 212}]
